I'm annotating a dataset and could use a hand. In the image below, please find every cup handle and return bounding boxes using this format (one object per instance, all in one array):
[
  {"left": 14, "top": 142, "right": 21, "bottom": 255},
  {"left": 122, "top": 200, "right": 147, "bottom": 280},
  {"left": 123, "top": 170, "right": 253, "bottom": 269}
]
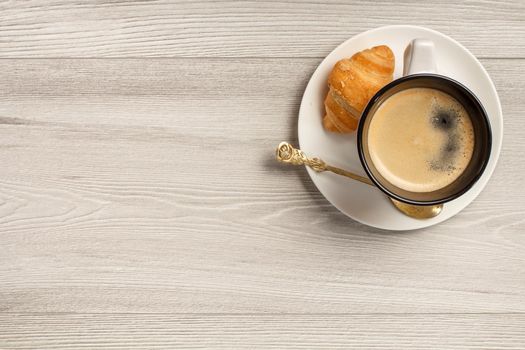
[{"left": 403, "top": 39, "right": 437, "bottom": 76}]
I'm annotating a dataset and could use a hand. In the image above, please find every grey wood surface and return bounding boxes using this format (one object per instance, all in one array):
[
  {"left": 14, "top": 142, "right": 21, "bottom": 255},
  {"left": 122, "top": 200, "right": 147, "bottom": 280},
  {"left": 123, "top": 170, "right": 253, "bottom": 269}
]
[
  {"left": 1, "top": 1, "right": 524, "bottom": 349},
  {"left": 2, "top": 314, "right": 525, "bottom": 349},
  {"left": 0, "top": 0, "right": 523, "bottom": 58}
]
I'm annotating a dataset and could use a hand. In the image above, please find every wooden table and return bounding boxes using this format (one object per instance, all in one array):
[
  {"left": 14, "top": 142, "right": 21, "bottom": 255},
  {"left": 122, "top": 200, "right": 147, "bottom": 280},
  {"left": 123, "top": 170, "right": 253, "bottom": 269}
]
[{"left": 1, "top": 1, "right": 524, "bottom": 348}]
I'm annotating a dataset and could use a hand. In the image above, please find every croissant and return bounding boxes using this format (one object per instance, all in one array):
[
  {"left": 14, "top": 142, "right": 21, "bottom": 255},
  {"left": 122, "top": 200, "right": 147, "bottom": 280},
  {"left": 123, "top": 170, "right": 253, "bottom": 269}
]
[{"left": 323, "top": 45, "right": 395, "bottom": 133}]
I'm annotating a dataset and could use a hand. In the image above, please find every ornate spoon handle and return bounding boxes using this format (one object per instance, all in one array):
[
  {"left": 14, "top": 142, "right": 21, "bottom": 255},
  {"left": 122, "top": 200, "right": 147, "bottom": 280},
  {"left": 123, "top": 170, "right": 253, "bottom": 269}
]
[{"left": 275, "top": 142, "right": 373, "bottom": 186}]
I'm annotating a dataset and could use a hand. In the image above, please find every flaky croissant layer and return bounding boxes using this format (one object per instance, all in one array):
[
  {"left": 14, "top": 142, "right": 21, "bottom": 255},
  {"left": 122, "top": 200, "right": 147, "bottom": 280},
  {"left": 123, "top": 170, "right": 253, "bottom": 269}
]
[{"left": 323, "top": 45, "right": 395, "bottom": 133}]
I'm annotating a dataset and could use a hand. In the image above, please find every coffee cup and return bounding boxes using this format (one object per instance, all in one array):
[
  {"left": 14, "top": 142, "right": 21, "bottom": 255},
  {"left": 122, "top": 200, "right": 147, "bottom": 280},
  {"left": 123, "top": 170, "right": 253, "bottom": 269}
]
[{"left": 357, "top": 39, "right": 492, "bottom": 206}]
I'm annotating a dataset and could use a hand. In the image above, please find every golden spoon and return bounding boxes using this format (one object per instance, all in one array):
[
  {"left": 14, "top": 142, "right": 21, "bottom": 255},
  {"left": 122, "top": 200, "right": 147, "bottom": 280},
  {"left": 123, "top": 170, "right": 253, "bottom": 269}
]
[{"left": 275, "top": 142, "right": 443, "bottom": 219}]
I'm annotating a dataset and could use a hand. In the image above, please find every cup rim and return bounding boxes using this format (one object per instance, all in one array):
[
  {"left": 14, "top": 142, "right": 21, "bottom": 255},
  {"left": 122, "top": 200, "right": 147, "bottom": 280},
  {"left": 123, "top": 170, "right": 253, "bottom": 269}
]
[{"left": 357, "top": 73, "right": 492, "bottom": 206}]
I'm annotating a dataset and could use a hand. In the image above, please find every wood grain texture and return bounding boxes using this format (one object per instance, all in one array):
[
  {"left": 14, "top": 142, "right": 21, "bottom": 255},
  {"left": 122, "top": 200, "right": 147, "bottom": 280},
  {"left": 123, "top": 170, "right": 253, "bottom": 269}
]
[
  {"left": 0, "top": 58, "right": 524, "bottom": 314},
  {"left": 1, "top": 314, "right": 525, "bottom": 349},
  {"left": 1, "top": 0, "right": 524, "bottom": 58},
  {"left": 1, "top": 1, "right": 525, "bottom": 347}
]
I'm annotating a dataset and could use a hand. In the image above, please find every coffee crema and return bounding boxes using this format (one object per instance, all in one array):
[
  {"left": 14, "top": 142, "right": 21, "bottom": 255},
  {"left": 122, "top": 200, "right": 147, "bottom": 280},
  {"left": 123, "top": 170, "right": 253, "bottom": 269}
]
[{"left": 367, "top": 87, "right": 475, "bottom": 193}]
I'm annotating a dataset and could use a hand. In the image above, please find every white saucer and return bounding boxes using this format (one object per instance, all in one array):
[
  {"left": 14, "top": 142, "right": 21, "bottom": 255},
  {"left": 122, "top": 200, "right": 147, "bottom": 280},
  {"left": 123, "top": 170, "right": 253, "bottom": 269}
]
[{"left": 298, "top": 25, "right": 503, "bottom": 230}]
